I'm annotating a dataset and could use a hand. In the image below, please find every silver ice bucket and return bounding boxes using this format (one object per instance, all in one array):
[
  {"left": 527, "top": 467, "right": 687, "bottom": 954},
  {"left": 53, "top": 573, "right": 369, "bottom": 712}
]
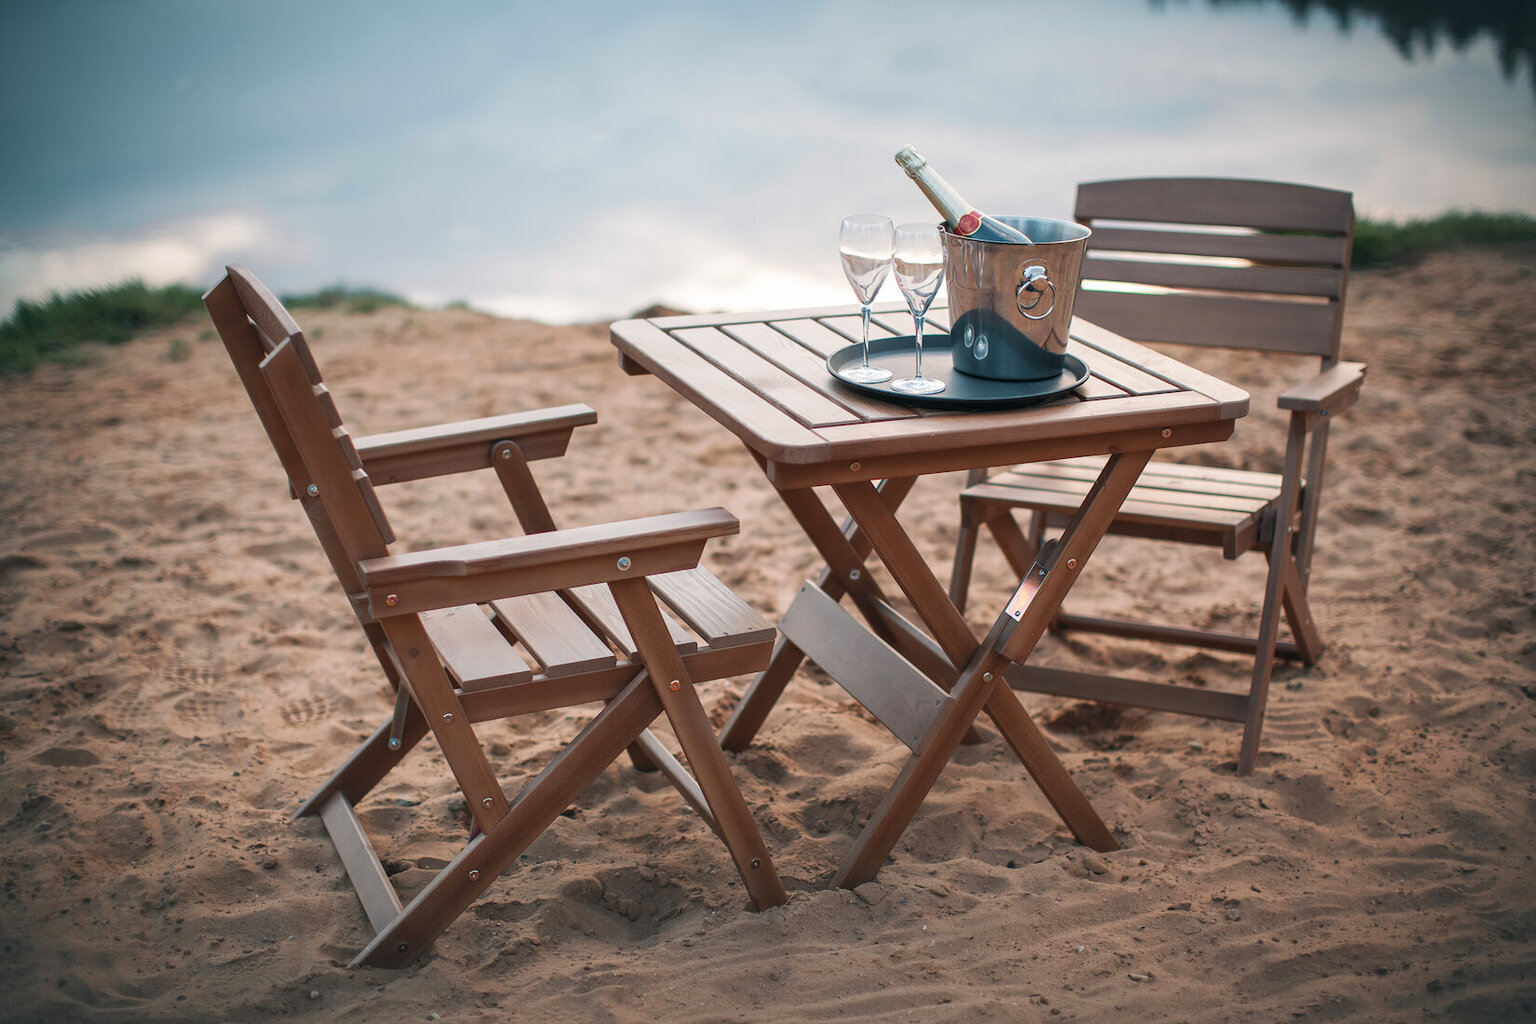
[{"left": 942, "top": 216, "right": 1091, "bottom": 381}]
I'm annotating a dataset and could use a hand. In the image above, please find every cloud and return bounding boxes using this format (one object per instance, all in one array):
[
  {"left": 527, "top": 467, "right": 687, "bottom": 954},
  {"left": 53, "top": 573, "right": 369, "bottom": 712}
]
[{"left": 0, "top": 212, "right": 284, "bottom": 312}]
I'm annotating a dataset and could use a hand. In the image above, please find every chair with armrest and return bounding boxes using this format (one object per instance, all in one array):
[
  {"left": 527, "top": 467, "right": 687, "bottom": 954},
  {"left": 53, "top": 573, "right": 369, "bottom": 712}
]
[
  {"left": 204, "top": 265, "right": 786, "bottom": 967},
  {"left": 948, "top": 178, "right": 1365, "bottom": 775}
]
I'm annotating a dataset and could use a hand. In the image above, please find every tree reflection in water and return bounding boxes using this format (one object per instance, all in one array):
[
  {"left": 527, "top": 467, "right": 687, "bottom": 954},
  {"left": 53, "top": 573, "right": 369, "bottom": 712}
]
[{"left": 1155, "top": 0, "right": 1534, "bottom": 95}]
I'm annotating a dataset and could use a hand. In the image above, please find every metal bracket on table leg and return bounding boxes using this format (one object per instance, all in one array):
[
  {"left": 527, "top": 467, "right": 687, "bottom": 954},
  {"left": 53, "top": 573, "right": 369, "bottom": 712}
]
[{"left": 1004, "top": 539, "right": 1058, "bottom": 621}]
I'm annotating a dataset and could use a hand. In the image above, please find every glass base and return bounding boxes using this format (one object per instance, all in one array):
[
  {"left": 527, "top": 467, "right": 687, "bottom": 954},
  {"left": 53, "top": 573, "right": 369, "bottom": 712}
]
[
  {"left": 891, "top": 375, "right": 945, "bottom": 395},
  {"left": 842, "top": 362, "right": 893, "bottom": 384}
]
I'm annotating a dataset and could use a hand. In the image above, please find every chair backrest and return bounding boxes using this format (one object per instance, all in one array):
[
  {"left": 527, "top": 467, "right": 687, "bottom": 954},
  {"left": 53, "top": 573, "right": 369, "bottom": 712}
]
[
  {"left": 1071, "top": 178, "right": 1354, "bottom": 363},
  {"left": 204, "top": 265, "right": 394, "bottom": 597}
]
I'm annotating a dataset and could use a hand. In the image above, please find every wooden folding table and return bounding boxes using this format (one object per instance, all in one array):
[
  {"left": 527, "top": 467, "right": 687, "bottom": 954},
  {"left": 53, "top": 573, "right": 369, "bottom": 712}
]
[{"left": 610, "top": 303, "right": 1248, "bottom": 887}]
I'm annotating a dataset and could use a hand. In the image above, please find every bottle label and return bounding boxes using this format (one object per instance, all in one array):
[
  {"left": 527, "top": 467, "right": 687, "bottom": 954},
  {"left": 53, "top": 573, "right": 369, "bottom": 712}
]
[{"left": 955, "top": 211, "right": 982, "bottom": 236}]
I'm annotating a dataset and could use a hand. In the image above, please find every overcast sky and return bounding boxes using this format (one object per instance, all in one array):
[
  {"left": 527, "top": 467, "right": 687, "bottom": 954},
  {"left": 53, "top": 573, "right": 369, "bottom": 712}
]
[{"left": 2, "top": 0, "right": 1532, "bottom": 321}]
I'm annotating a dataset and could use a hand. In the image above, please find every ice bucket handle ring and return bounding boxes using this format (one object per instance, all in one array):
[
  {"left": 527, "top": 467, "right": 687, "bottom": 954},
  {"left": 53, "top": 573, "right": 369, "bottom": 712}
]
[{"left": 1016, "top": 262, "right": 1056, "bottom": 321}]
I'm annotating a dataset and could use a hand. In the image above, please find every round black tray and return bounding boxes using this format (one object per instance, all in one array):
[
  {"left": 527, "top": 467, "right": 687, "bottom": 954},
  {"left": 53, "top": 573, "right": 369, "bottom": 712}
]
[{"left": 827, "top": 336, "right": 1089, "bottom": 409}]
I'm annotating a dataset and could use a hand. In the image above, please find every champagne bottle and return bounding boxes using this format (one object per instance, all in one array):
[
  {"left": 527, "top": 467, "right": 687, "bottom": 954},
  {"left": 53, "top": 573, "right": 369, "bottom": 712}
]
[{"left": 894, "top": 146, "right": 1033, "bottom": 244}]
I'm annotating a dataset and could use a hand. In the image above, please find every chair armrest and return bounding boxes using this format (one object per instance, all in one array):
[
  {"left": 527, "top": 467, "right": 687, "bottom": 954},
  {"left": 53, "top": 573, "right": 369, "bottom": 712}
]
[
  {"left": 355, "top": 404, "right": 598, "bottom": 484},
  {"left": 360, "top": 507, "right": 739, "bottom": 617},
  {"left": 1277, "top": 361, "right": 1365, "bottom": 417}
]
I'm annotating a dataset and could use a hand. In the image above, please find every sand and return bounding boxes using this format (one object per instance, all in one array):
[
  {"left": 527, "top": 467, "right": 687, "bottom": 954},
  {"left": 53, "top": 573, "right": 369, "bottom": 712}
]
[{"left": 1, "top": 246, "right": 1533, "bottom": 1023}]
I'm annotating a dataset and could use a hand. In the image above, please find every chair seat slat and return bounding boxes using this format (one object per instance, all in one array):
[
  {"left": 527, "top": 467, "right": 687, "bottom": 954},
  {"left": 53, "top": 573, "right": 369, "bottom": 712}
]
[
  {"left": 420, "top": 604, "right": 533, "bottom": 691},
  {"left": 995, "top": 459, "right": 1283, "bottom": 502},
  {"left": 966, "top": 480, "right": 1263, "bottom": 533},
  {"left": 563, "top": 582, "right": 697, "bottom": 656},
  {"left": 490, "top": 592, "right": 617, "bottom": 677},
  {"left": 650, "top": 568, "right": 776, "bottom": 649}
]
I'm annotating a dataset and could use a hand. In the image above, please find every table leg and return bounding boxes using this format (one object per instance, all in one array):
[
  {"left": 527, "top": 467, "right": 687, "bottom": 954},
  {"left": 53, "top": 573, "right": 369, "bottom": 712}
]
[
  {"left": 832, "top": 451, "right": 1155, "bottom": 886},
  {"left": 719, "top": 477, "right": 916, "bottom": 751}
]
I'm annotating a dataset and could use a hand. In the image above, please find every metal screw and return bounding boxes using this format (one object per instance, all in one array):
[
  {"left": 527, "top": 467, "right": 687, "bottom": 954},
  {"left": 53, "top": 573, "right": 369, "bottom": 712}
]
[
  {"left": 306, "top": 484, "right": 319, "bottom": 497},
  {"left": 1161, "top": 428, "right": 1172, "bottom": 438},
  {"left": 849, "top": 461, "right": 861, "bottom": 472},
  {"left": 442, "top": 713, "right": 453, "bottom": 724},
  {"left": 398, "top": 943, "right": 409, "bottom": 954},
  {"left": 481, "top": 797, "right": 493, "bottom": 808},
  {"left": 500, "top": 448, "right": 513, "bottom": 460},
  {"left": 387, "top": 738, "right": 401, "bottom": 751},
  {"left": 750, "top": 858, "right": 762, "bottom": 869},
  {"left": 849, "top": 568, "right": 861, "bottom": 581},
  {"left": 983, "top": 672, "right": 993, "bottom": 682},
  {"left": 668, "top": 679, "right": 681, "bottom": 691},
  {"left": 468, "top": 869, "right": 481, "bottom": 881},
  {"left": 1066, "top": 558, "right": 1078, "bottom": 570},
  {"left": 617, "top": 556, "right": 632, "bottom": 571},
  {"left": 385, "top": 594, "right": 399, "bottom": 607}
]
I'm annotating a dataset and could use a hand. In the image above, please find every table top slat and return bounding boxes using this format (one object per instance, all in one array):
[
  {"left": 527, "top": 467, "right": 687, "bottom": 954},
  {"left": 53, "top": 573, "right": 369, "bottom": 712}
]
[
  {"left": 610, "top": 307, "right": 1247, "bottom": 469},
  {"left": 721, "top": 321, "right": 916, "bottom": 423},
  {"left": 1070, "top": 320, "right": 1251, "bottom": 416},
  {"left": 674, "top": 326, "right": 863, "bottom": 429},
  {"left": 611, "top": 318, "right": 830, "bottom": 459}
]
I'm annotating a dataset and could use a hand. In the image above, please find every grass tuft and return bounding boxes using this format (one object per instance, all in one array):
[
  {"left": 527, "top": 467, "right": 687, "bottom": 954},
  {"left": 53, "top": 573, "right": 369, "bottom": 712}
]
[
  {"left": 279, "top": 285, "right": 411, "bottom": 315},
  {"left": 0, "top": 280, "right": 412, "bottom": 374},
  {"left": 0, "top": 280, "right": 206, "bottom": 374},
  {"left": 1352, "top": 210, "right": 1536, "bottom": 267}
]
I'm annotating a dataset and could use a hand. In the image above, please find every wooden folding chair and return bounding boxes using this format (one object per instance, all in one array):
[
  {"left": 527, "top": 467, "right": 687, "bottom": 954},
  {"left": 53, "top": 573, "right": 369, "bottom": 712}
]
[
  {"left": 949, "top": 179, "right": 1366, "bottom": 775},
  {"left": 204, "top": 265, "right": 786, "bottom": 967}
]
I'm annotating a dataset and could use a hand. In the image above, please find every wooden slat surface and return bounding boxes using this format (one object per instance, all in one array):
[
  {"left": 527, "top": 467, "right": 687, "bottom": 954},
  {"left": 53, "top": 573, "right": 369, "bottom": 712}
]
[
  {"left": 1082, "top": 255, "right": 1344, "bottom": 299},
  {"left": 778, "top": 583, "right": 950, "bottom": 752},
  {"left": 608, "top": 302, "right": 1248, "bottom": 471},
  {"left": 1084, "top": 226, "right": 1349, "bottom": 268},
  {"left": 1073, "top": 290, "right": 1339, "bottom": 355},
  {"left": 1075, "top": 177, "right": 1355, "bottom": 235},
  {"left": 650, "top": 567, "right": 776, "bottom": 649},
  {"left": 491, "top": 591, "right": 616, "bottom": 676},
  {"left": 420, "top": 604, "right": 534, "bottom": 691},
  {"left": 676, "top": 326, "right": 860, "bottom": 428},
  {"left": 563, "top": 583, "right": 697, "bottom": 657},
  {"left": 1003, "top": 456, "right": 1283, "bottom": 499},
  {"left": 966, "top": 480, "right": 1260, "bottom": 532}
]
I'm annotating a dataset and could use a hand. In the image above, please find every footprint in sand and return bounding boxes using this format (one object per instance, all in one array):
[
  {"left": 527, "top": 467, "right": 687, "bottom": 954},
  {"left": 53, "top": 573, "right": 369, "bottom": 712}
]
[{"left": 277, "top": 693, "right": 336, "bottom": 728}]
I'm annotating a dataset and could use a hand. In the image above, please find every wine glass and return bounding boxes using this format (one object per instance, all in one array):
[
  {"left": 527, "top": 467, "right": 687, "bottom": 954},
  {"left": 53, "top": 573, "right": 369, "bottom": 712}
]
[
  {"left": 890, "top": 222, "right": 946, "bottom": 395},
  {"left": 838, "top": 214, "right": 895, "bottom": 383}
]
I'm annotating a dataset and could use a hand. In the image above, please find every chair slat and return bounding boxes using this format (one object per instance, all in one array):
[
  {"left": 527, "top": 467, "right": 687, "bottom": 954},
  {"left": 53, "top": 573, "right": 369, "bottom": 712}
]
[
  {"left": 1076, "top": 177, "right": 1355, "bottom": 234},
  {"left": 650, "top": 567, "right": 776, "bottom": 649},
  {"left": 1084, "top": 226, "right": 1349, "bottom": 267},
  {"left": 563, "top": 582, "right": 697, "bottom": 656},
  {"left": 1073, "top": 290, "right": 1339, "bottom": 355},
  {"left": 966, "top": 480, "right": 1259, "bottom": 532},
  {"left": 1001, "top": 458, "right": 1283, "bottom": 500},
  {"left": 1083, "top": 255, "right": 1345, "bottom": 299},
  {"left": 491, "top": 592, "right": 617, "bottom": 676},
  {"left": 420, "top": 604, "right": 534, "bottom": 691}
]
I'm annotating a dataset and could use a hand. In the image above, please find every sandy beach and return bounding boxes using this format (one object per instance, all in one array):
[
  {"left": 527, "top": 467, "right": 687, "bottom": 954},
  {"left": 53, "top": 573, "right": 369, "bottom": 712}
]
[{"left": 1, "top": 245, "right": 1533, "bottom": 1022}]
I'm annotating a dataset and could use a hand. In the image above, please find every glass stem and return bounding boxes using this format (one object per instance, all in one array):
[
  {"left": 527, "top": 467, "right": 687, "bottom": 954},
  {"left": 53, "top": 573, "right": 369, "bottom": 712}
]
[
  {"left": 860, "top": 305, "right": 873, "bottom": 368},
  {"left": 913, "top": 313, "right": 926, "bottom": 379}
]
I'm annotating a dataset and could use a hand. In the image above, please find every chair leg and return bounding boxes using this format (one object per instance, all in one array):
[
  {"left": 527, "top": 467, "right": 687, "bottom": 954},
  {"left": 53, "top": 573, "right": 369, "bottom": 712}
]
[
  {"left": 1239, "top": 416, "right": 1309, "bottom": 775},
  {"left": 719, "top": 632, "right": 807, "bottom": 752},
  {"left": 354, "top": 672, "right": 667, "bottom": 968},
  {"left": 988, "top": 511, "right": 1042, "bottom": 582},
  {"left": 295, "top": 700, "right": 430, "bottom": 820},
  {"left": 1279, "top": 555, "right": 1324, "bottom": 664},
  {"left": 948, "top": 519, "right": 981, "bottom": 613},
  {"left": 609, "top": 577, "right": 788, "bottom": 911}
]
